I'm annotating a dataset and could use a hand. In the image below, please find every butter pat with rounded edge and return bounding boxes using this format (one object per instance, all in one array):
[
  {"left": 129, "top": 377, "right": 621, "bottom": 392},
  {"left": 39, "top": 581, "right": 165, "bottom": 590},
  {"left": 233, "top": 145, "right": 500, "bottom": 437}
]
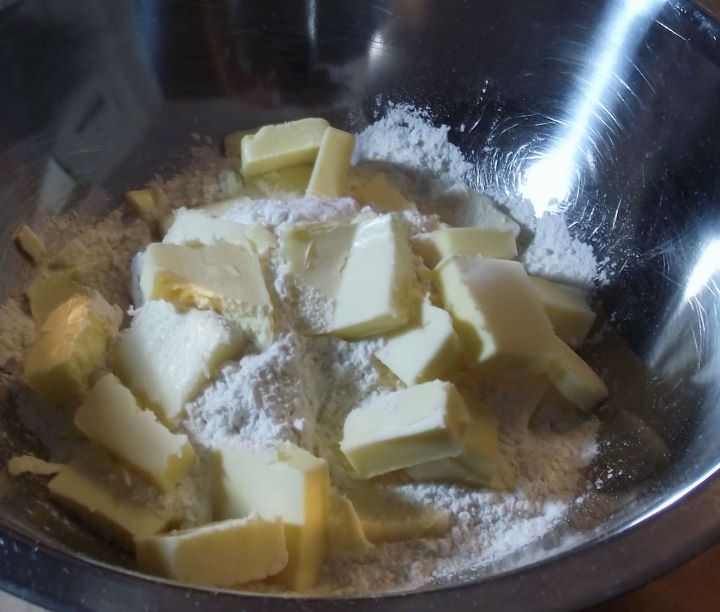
[
  {"left": 340, "top": 380, "right": 471, "bottom": 479},
  {"left": 529, "top": 276, "right": 596, "bottom": 348},
  {"left": 48, "top": 463, "right": 170, "bottom": 549},
  {"left": 413, "top": 227, "right": 518, "bottom": 269},
  {"left": 374, "top": 300, "right": 460, "bottom": 386},
  {"left": 75, "top": 374, "right": 196, "bottom": 492},
  {"left": 114, "top": 300, "right": 244, "bottom": 426},
  {"left": 433, "top": 255, "right": 556, "bottom": 374},
  {"left": 332, "top": 215, "right": 417, "bottom": 338},
  {"left": 163, "top": 208, "right": 276, "bottom": 254},
  {"left": 306, "top": 127, "right": 354, "bottom": 198},
  {"left": 136, "top": 515, "right": 287, "bottom": 587},
  {"left": 213, "top": 442, "right": 329, "bottom": 591},
  {"left": 13, "top": 225, "right": 46, "bottom": 264},
  {"left": 241, "top": 118, "right": 329, "bottom": 177},
  {"left": 24, "top": 292, "right": 122, "bottom": 406}
]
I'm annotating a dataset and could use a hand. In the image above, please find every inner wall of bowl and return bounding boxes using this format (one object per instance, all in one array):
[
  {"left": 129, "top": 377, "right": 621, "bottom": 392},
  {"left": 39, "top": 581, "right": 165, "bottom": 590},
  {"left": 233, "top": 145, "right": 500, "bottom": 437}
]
[{"left": 1, "top": 0, "right": 720, "bottom": 592}]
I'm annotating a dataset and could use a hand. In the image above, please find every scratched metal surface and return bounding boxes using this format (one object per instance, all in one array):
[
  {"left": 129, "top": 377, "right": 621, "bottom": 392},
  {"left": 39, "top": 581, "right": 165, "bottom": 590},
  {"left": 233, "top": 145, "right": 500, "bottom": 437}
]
[{"left": 1, "top": 0, "right": 720, "bottom": 610}]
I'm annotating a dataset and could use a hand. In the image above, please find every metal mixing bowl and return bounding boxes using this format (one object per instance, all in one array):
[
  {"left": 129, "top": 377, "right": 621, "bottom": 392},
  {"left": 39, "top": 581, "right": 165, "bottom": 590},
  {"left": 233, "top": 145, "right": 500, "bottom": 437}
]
[{"left": 1, "top": 0, "right": 720, "bottom": 609}]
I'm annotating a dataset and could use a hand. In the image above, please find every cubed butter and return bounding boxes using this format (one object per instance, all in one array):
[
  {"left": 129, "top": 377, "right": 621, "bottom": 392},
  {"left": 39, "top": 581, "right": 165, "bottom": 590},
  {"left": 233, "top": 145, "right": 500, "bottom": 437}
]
[
  {"left": 529, "top": 276, "right": 596, "bottom": 348},
  {"left": 13, "top": 225, "right": 46, "bottom": 264},
  {"left": 374, "top": 300, "right": 460, "bottom": 386},
  {"left": 136, "top": 515, "right": 287, "bottom": 587},
  {"left": 48, "top": 463, "right": 170, "bottom": 549},
  {"left": 163, "top": 208, "right": 276, "bottom": 254},
  {"left": 213, "top": 442, "right": 329, "bottom": 591},
  {"left": 306, "top": 127, "right": 354, "bottom": 198},
  {"left": 281, "top": 223, "right": 357, "bottom": 299},
  {"left": 114, "top": 300, "right": 244, "bottom": 426},
  {"left": 544, "top": 337, "right": 608, "bottom": 411},
  {"left": 140, "top": 242, "right": 273, "bottom": 345},
  {"left": 7, "top": 455, "right": 63, "bottom": 477},
  {"left": 345, "top": 485, "right": 450, "bottom": 542},
  {"left": 24, "top": 292, "right": 122, "bottom": 406},
  {"left": 352, "top": 174, "right": 416, "bottom": 213},
  {"left": 223, "top": 127, "right": 256, "bottom": 158},
  {"left": 340, "top": 380, "right": 471, "bottom": 478},
  {"left": 332, "top": 215, "right": 417, "bottom": 338},
  {"left": 433, "top": 256, "right": 556, "bottom": 374},
  {"left": 407, "top": 403, "right": 500, "bottom": 488},
  {"left": 247, "top": 165, "right": 313, "bottom": 197},
  {"left": 26, "top": 267, "right": 86, "bottom": 323},
  {"left": 413, "top": 227, "right": 518, "bottom": 269},
  {"left": 326, "top": 489, "right": 372, "bottom": 559},
  {"left": 241, "top": 118, "right": 329, "bottom": 177},
  {"left": 125, "top": 189, "right": 157, "bottom": 220},
  {"left": 75, "top": 374, "right": 196, "bottom": 492}
]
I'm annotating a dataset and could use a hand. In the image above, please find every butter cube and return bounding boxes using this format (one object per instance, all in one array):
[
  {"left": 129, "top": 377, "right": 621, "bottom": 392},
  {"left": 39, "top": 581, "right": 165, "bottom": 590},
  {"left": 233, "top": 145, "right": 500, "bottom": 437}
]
[
  {"left": 140, "top": 243, "right": 273, "bottom": 345},
  {"left": 13, "top": 225, "right": 46, "bottom": 264},
  {"left": 163, "top": 208, "right": 276, "bottom": 254},
  {"left": 352, "top": 174, "right": 415, "bottom": 213},
  {"left": 26, "top": 267, "right": 86, "bottom": 323},
  {"left": 114, "top": 300, "right": 244, "bottom": 426},
  {"left": 332, "top": 215, "right": 417, "bottom": 338},
  {"left": 413, "top": 227, "right": 518, "bottom": 269},
  {"left": 340, "top": 380, "right": 471, "bottom": 478},
  {"left": 125, "top": 189, "right": 157, "bottom": 220},
  {"left": 375, "top": 300, "right": 460, "bottom": 386},
  {"left": 544, "top": 338, "right": 607, "bottom": 411},
  {"left": 345, "top": 485, "right": 450, "bottom": 542},
  {"left": 281, "top": 223, "right": 357, "bottom": 299},
  {"left": 433, "top": 256, "right": 556, "bottom": 374},
  {"left": 136, "top": 515, "right": 287, "bottom": 587},
  {"left": 25, "top": 293, "right": 122, "bottom": 406},
  {"left": 213, "top": 442, "right": 329, "bottom": 591},
  {"left": 306, "top": 127, "right": 354, "bottom": 198},
  {"left": 407, "top": 403, "right": 500, "bottom": 488},
  {"left": 75, "top": 374, "right": 196, "bottom": 492},
  {"left": 241, "top": 118, "right": 329, "bottom": 177},
  {"left": 326, "top": 489, "right": 371, "bottom": 559},
  {"left": 223, "top": 127, "right": 256, "bottom": 158},
  {"left": 48, "top": 463, "right": 170, "bottom": 549},
  {"left": 530, "top": 277, "right": 596, "bottom": 348},
  {"left": 7, "top": 455, "right": 63, "bottom": 477},
  {"left": 247, "top": 165, "right": 313, "bottom": 197}
]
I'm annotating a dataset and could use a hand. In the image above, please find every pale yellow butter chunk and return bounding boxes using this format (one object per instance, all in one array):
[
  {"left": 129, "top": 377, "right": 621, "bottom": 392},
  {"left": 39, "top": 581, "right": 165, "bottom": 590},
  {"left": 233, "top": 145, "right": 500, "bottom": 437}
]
[
  {"left": 345, "top": 485, "right": 450, "bottom": 542},
  {"left": 125, "top": 189, "right": 157, "bottom": 220},
  {"left": 75, "top": 374, "right": 196, "bottom": 492},
  {"left": 375, "top": 300, "right": 460, "bottom": 386},
  {"left": 326, "top": 489, "right": 372, "bottom": 559},
  {"left": 7, "top": 455, "right": 64, "bottom": 477},
  {"left": 529, "top": 276, "right": 596, "bottom": 348},
  {"left": 433, "top": 256, "right": 556, "bottom": 374},
  {"left": 241, "top": 118, "right": 330, "bottom": 177},
  {"left": 48, "top": 464, "right": 170, "bottom": 549},
  {"left": 223, "top": 127, "right": 256, "bottom": 158},
  {"left": 24, "top": 292, "right": 122, "bottom": 406},
  {"left": 281, "top": 223, "right": 357, "bottom": 299},
  {"left": 544, "top": 337, "right": 608, "bottom": 411},
  {"left": 213, "top": 442, "right": 329, "bottom": 591},
  {"left": 332, "top": 215, "right": 417, "bottom": 338},
  {"left": 413, "top": 227, "right": 518, "bottom": 269},
  {"left": 163, "top": 208, "right": 276, "bottom": 253},
  {"left": 340, "top": 380, "right": 471, "bottom": 479},
  {"left": 114, "top": 300, "right": 244, "bottom": 426},
  {"left": 407, "top": 403, "right": 501, "bottom": 488},
  {"left": 352, "top": 174, "right": 416, "bottom": 213},
  {"left": 13, "top": 225, "right": 46, "bottom": 264},
  {"left": 247, "top": 165, "right": 313, "bottom": 197},
  {"left": 140, "top": 242, "right": 273, "bottom": 345},
  {"left": 306, "top": 127, "right": 354, "bottom": 198},
  {"left": 26, "top": 267, "right": 86, "bottom": 323},
  {"left": 136, "top": 515, "right": 287, "bottom": 587}
]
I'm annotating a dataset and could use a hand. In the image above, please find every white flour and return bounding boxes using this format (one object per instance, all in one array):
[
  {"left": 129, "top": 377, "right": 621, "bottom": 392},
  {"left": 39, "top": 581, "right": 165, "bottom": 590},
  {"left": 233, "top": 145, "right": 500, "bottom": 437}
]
[{"left": 0, "top": 103, "right": 606, "bottom": 596}]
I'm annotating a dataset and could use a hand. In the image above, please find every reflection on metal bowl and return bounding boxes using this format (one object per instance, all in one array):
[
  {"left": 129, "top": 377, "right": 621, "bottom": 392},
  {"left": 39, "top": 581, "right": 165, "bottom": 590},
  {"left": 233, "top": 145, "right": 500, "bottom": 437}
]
[{"left": 1, "top": 0, "right": 720, "bottom": 609}]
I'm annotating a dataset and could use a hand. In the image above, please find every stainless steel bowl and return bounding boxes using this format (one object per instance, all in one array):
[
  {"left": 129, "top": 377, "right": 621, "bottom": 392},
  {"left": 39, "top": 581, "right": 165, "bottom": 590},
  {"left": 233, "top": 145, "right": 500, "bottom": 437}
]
[{"left": 1, "top": 0, "right": 720, "bottom": 609}]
